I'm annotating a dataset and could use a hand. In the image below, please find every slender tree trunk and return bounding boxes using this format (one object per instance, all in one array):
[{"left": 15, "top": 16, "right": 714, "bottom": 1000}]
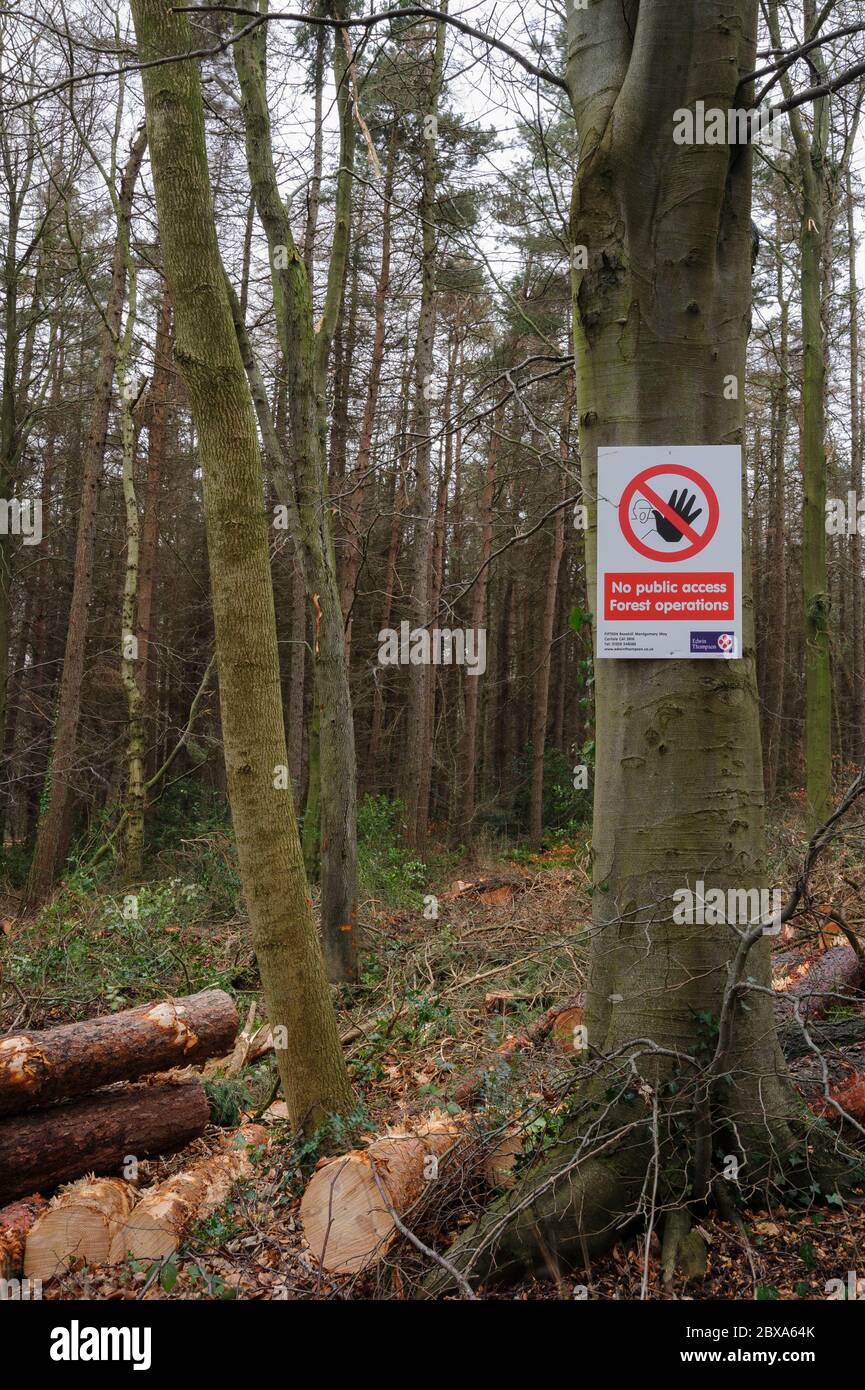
[
  {"left": 767, "top": 0, "right": 836, "bottom": 825},
  {"left": 117, "top": 256, "right": 146, "bottom": 879},
  {"left": 459, "top": 422, "right": 498, "bottom": 830},
  {"left": 848, "top": 172, "right": 865, "bottom": 763},
  {"left": 402, "top": 13, "right": 446, "bottom": 854},
  {"left": 529, "top": 375, "right": 571, "bottom": 846},
  {"left": 339, "top": 121, "right": 397, "bottom": 656},
  {"left": 763, "top": 212, "right": 788, "bottom": 799},
  {"left": 416, "top": 336, "right": 457, "bottom": 835},
  {"left": 329, "top": 224, "right": 359, "bottom": 487},
  {"left": 302, "top": 19, "right": 326, "bottom": 285},
  {"left": 26, "top": 127, "right": 148, "bottom": 903},
  {"left": 366, "top": 427, "right": 408, "bottom": 788},
  {"left": 129, "top": 0, "right": 351, "bottom": 1128},
  {"left": 137, "top": 285, "right": 172, "bottom": 718},
  {"left": 233, "top": 2, "right": 359, "bottom": 982},
  {"left": 288, "top": 550, "right": 307, "bottom": 809}
]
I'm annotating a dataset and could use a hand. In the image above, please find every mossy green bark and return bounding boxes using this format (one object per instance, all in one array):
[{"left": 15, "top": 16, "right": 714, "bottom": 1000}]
[
  {"left": 129, "top": 0, "right": 352, "bottom": 1129},
  {"left": 232, "top": 1, "right": 359, "bottom": 981}
]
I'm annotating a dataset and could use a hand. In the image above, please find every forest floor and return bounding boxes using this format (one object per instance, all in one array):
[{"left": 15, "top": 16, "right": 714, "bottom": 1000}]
[{"left": 3, "top": 800, "right": 865, "bottom": 1301}]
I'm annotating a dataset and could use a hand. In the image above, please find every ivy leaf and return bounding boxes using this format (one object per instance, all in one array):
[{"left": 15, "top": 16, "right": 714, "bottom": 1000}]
[{"left": 569, "top": 606, "right": 592, "bottom": 632}]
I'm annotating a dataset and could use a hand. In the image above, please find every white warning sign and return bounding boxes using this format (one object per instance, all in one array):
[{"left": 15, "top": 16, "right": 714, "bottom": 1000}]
[{"left": 596, "top": 445, "right": 742, "bottom": 659}]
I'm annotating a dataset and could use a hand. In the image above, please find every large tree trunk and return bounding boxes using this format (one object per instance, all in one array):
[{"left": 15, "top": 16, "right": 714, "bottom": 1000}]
[
  {"left": 0, "top": 1075, "right": 209, "bottom": 1205},
  {"left": 129, "top": 0, "right": 352, "bottom": 1129},
  {"left": 0, "top": 990, "right": 237, "bottom": 1117},
  {"left": 428, "top": 0, "right": 850, "bottom": 1292}
]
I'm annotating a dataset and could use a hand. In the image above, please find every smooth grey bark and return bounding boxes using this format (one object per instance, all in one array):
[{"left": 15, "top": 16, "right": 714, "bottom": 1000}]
[{"left": 425, "top": 0, "right": 853, "bottom": 1292}]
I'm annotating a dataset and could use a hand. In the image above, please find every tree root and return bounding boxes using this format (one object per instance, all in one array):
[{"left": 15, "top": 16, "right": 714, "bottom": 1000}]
[
  {"left": 416, "top": 1087, "right": 865, "bottom": 1298},
  {"left": 420, "top": 1098, "right": 653, "bottom": 1296}
]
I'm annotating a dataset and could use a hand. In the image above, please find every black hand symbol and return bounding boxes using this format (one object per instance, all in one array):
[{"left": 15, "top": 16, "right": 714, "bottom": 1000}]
[{"left": 652, "top": 489, "right": 702, "bottom": 543}]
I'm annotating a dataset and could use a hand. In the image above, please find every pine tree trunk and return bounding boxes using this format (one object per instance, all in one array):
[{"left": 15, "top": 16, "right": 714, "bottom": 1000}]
[
  {"left": 763, "top": 208, "right": 788, "bottom": 798},
  {"left": 529, "top": 375, "right": 571, "bottom": 845},
  {"left": 848, "top": 173, "right": 865, "bottom": 763},
  {"left": 117, "top": 230, "right": 145, "bottom": 877},
  {"left": 402, "top": 14, "right": 446, "bottom": 855},
  {"left": 339, "top": 122, "right": 397, "bottom": 653},
  {"left": 767, "top": 0, "right": 832, "bottom": 825},
  {"left": 459, "top": 424, "right": 497, "bottom": 829},
  {"left": 26, "top": 128, "right": 147, "bottom": 902}
]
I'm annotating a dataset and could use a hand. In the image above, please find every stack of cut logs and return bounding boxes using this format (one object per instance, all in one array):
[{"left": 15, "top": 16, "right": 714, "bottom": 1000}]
[{"left": 0, "top": 990, "right": 265, "bottom": 1280}]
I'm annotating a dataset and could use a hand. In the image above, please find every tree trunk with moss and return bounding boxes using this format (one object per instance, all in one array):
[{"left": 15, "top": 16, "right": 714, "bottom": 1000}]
[
  {"left": 232, "top": 0, "right": 358, "bottom": 982},
  {"left": 427, "top": 0, "right": 856, "bottom": 1293},
  {"left": 128, "top": 0, "right": 351, "bottom": 1130}
]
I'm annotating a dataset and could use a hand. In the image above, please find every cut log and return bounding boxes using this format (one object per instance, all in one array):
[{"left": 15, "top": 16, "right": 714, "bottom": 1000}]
[
  {"left": 451, "top": 993, "right": 586, "bottom": 1107},
  {"left": 548, "top": 1005, "right": 586, "bottom": 1053},
  {"left": 0, "top": 1194, "right": 47, "bottom": 1279},
  {"left": 0, "top": 1074, "right": 209, "bottom": 1205},
  {"left": 24, "top": 1178, "right": 135, "bottom": 1281},
  {"left": 300, "top": 1111, "right": 461, "bottom": 1274},
  {"left": 531, "top": 993, "right": 586, "bottom": 1042},
  {"left": 0, "top": 990, "right": 238, "bottom": 1117},
  {"left": 774, "top": 946, "right": 864, "bottom": 1022},
  {"left": 108, "top": 1124, "right": 266, "bottom": 1263},
  {"left": 778, "top": 1013, "right": 865, "bottom": 1057},
  {"left": 482, "top": 1130, "right": 522, "bottom": 1190},
  {"left": 453, "top": 1034, "right": 531, "bottom": 1107}
]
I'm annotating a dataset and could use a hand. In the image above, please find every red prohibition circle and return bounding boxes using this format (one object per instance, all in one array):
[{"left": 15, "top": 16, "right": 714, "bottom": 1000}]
[{"left": 618, "top": 464, "right": 719, "bottom": 563}]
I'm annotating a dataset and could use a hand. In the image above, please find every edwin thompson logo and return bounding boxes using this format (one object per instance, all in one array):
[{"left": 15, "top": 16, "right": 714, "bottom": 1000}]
[{"left": 50, "top": 1320, "right": 152, "bottom": 1371}]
